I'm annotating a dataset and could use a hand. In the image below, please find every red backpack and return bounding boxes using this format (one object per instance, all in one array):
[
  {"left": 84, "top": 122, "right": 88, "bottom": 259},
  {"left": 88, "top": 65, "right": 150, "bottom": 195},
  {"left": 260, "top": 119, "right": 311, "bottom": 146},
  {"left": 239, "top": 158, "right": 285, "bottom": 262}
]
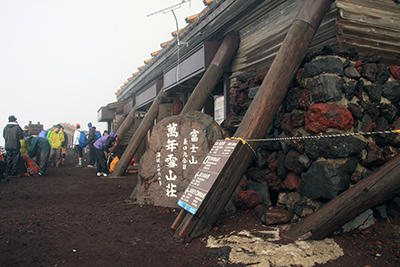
[{"left": 23, "top": 153, "right": 40, "bottom": 176}]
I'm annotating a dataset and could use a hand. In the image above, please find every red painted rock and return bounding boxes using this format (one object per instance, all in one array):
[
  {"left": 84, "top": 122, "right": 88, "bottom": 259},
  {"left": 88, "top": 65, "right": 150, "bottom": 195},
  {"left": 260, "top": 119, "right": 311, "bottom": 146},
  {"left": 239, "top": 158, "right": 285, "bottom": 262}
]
[
  {"left": 232, "top": 190, "right": 263, "bottom": 209},
  {"left": 389, "top": 66, "right": 400, "bottom": 82},
  {"left": 231, "top": 176, "right": 247, "bottom": 200},
  {"left": 172, "top": 99, "right": 183, "bottom": 115},
  {"left": 355, "top": 60, "right": 363, "bottom": 73},
  {"left": 282, "top": 172, "right": 301, "bottom": 191},
  {"left": 305, "top": 103, "right": 354, "bottom": 133}
]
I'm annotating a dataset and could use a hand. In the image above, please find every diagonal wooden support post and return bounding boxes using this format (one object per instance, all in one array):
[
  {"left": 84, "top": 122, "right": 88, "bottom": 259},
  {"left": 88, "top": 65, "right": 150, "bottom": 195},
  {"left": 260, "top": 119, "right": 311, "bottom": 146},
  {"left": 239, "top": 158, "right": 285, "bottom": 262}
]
[
  {"left": 172, "top": 0, "right": 334, "bottom": 238},
  {"left": 113, "top": 32, "right": 240, "bottom": 177},
  {"left": 111, "top": 89, "right": 168, "bottom": 177},
  {"left": 109, "top": 105, "right": 137, "bottom": 155},
  {"left": 282, "top": 153, "right": 400, "bottom": 240},
  {"left": 181, "top": 31, "right": 240, "bottom": 114},
  {"left": 115, "top": 104, "right": 136, "bottom": 139}
]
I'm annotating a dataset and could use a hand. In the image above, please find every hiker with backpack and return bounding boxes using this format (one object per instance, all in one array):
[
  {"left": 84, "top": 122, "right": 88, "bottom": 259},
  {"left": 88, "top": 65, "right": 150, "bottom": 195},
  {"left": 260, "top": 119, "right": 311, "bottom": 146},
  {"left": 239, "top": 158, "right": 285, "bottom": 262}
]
[
  {"left": 93, "top": 132, "right": 117, "bottom": 177},
  {"left": 73, "top": 123, "right": 86, "bottom": 167},
  {"left": 27, "top": 136, "right": 51, "bottom": 176},
  {"left": 87, "top": 122, "right": 100, "bottom": 168}
]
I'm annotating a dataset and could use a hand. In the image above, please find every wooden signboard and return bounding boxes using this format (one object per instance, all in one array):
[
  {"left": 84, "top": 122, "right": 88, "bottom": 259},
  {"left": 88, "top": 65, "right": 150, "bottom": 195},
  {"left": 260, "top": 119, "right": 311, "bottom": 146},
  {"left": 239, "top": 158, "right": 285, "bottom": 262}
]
[
  {"left": 177, "top": 139, "right": 241, "bottom": 215},
  {"left": 172, "top": 138, "right": 250, "bottom": 237}
]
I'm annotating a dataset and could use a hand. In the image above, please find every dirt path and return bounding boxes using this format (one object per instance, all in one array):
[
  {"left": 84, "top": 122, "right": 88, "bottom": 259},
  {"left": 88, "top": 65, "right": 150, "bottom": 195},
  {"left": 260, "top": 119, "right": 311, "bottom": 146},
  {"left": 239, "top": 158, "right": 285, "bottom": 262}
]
[{"left": 0, "top": 154, "right": 399, "bottom": 266}]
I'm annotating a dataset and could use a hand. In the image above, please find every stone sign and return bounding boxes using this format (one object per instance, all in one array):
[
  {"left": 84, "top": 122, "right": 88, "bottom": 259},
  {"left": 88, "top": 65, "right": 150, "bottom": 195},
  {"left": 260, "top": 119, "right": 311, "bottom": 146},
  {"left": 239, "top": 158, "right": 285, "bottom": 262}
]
[
  {"left": 131, "top": 111, "right": 226, "bottom": 207},
  {"left": 177, "top": 139, "right": 241, "bottom": 215}
]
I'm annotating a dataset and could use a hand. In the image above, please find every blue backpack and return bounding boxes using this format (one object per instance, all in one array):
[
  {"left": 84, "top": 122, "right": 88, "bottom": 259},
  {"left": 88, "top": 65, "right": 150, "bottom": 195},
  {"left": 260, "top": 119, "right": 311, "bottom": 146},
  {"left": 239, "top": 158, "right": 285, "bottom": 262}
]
[
  {"left": 79, "top": 131, "right": 88, "bottom": 148},
  {"left": 94, "top": 130, "right": 101, "bottom": 141}
]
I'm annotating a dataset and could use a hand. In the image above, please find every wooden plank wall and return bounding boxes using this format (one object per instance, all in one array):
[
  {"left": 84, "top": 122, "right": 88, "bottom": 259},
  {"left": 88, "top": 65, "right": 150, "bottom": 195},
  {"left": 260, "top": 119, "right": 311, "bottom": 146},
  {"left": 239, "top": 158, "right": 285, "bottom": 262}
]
[
  {"left": 228, "top": 0, "right": 400, "bottom": 83},
  {"left": 227, "top": 0, "right": 339, "bottom": 81},
  {"left": 336, "top": 0, "right": 400, "bottom": 66}
]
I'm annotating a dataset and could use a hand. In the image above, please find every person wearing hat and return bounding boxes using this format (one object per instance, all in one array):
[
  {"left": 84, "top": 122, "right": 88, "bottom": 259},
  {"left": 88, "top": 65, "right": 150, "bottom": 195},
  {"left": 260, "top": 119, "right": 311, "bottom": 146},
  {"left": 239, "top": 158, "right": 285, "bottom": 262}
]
[
  {"left": 23, "top": 125, "right": 31, "bottom": 138},
  {"left": 2, "top": 115, "right": 24, "bottom": 177}
]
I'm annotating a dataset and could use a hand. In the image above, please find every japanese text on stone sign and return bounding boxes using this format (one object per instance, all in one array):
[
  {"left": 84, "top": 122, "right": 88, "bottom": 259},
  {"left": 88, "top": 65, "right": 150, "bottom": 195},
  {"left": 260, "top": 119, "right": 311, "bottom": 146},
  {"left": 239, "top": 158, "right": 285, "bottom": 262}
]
[{"left": 156, "top": 123, "right": 200, "bottom": 198}]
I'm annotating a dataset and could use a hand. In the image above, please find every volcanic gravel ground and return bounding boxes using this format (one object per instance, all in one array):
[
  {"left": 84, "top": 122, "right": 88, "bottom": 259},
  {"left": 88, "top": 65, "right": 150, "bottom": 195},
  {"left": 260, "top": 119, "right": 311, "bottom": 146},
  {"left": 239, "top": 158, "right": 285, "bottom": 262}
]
[{"left": 0, "top": 154, "right": 399, "bottom": 266}]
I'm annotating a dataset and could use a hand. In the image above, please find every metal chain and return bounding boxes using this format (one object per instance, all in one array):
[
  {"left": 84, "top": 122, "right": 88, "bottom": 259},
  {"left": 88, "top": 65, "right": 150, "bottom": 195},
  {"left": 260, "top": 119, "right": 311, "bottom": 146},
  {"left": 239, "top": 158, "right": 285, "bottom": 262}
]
[{"left": 244, "top": 129, "right": 400, "bottom": 142}]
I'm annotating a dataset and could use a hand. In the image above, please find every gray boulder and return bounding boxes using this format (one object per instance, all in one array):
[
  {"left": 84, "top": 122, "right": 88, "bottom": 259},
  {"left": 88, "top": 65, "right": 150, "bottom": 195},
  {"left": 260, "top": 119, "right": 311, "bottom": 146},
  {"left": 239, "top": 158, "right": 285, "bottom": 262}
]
[
  {"left": 304, "top": 134, "right": 367, "bottom": 160},
  {"left": 300, "top": 157, "right": 359, "bottom": 200}
]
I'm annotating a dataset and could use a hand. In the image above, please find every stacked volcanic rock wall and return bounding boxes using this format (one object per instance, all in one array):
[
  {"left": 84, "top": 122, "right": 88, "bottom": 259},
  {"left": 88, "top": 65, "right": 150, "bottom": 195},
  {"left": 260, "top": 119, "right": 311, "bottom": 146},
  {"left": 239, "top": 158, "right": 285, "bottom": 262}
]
[{"left": 222, "top": 45, "right": 400, "bottom": 224}]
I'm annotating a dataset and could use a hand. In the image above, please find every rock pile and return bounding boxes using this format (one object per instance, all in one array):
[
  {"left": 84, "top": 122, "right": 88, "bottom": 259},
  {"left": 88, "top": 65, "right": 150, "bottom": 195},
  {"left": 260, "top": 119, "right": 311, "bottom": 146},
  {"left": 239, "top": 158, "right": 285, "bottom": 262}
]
[{"left": 224, "top": 45, "right": 400, "bottom": 226}]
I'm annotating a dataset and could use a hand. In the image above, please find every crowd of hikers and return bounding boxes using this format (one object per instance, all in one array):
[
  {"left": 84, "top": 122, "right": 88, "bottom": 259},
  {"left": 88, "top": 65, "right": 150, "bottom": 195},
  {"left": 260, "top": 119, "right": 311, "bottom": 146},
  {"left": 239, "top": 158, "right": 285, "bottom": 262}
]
[{"left": 1, "top": 115, "right": 118, "bottom": 182}]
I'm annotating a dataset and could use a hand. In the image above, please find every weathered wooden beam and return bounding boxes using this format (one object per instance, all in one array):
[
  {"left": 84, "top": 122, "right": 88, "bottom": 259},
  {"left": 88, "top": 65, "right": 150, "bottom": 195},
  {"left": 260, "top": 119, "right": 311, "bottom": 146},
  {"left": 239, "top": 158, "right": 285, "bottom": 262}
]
[
  {"left": 157, "top": 103, "right": 173, "bottom": 122},
  {"left": 181, "top": 31, "right": 240, "bottom": 114},
  {"left": 282, "top": 153, "right": 400, "bottom": 240},
  {"left": 111, "top": 89, "right": 168, "bottom": 177},
  {"left": 110, "top": 104, "right": 137, "bottom": 154},
  {"left": 113, "top": 32, "right": 240, "bottom": 177},
  {"left": 113, "top": 117, "right": 124, "bottom": 134},
  {"left": 186, "top": 0, "right": 334, "bottom": 238},
  {"left": 171, "top": 210, "right": 186, "bottom": 231},
  {"left": 158, "top": 96, "right": 176, "bottom": 104},
  {"left": 115, "top": 104, "right": 136, "bottom": 139}
]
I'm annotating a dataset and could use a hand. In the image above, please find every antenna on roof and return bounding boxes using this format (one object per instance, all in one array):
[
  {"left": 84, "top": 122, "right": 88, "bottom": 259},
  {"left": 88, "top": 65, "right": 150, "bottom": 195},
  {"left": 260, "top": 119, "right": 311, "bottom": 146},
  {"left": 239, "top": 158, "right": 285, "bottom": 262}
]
[
  {"left": 147, "top": 0, "right": 194, "bottom": 89},
  {"left": 147, "top": 0, "right": 191, "bottom": 17},
  {"left": 147, "top": 0, "right": 192, "bottom": 47}
]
